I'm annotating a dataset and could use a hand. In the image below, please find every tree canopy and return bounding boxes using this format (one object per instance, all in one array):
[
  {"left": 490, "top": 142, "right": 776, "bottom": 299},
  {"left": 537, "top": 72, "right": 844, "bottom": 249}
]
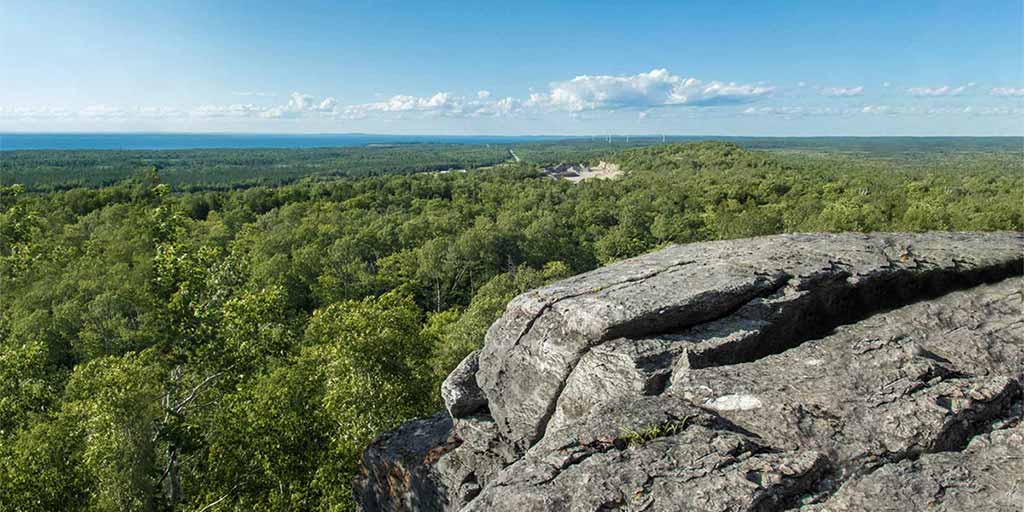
[{"left": 1, "top": 140, "right": 1021, "bottom": 511}]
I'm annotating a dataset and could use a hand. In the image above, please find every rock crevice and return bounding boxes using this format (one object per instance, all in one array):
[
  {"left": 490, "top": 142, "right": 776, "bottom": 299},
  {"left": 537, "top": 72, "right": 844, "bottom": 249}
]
[{"left": 354, "top": 232, "right": 1024, "bottom": 511}]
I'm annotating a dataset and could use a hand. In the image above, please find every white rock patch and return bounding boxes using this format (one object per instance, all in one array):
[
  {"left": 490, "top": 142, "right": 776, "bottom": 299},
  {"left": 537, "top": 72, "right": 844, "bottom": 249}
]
[{"left": 705, "top": 394, "right": 763, "bottom": 411}]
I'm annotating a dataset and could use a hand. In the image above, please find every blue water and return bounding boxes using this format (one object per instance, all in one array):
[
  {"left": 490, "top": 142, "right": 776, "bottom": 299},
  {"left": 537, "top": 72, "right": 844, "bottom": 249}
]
[{"left": 0, "top": 133, "right": 573, "bottom": 151}]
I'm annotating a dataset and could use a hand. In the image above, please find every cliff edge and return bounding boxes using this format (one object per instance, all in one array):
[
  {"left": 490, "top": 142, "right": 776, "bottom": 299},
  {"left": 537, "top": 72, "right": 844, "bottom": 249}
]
[{"left": 354, "top": 232, "right": 1024, "bottom": 511}]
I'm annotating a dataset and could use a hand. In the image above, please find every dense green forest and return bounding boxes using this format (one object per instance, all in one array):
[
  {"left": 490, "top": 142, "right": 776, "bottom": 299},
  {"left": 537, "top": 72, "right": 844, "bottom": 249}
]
[
  {"left": 1, "top": 141, "right": 1021, "bottom": 511},
  {"left": 5, "top": 136, "right": 1019, "bottom": 192}
]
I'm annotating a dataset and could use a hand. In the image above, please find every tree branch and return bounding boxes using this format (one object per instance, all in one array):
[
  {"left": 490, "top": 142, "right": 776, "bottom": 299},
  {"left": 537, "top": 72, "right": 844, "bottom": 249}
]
[
  {"left": 194, "top": 483, "right": 240, "bottom": 512},
  {"left": 173, "top": 371, "right": 224, "bottom": 414},
  {"left": 195, "top": 488, "right": 233, "bottom": 512}
]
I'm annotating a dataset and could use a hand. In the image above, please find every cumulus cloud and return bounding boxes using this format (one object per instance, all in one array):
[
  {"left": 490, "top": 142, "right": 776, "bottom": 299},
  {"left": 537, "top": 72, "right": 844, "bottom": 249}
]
[
  {"left": 473, "top": 96, "right": 524, "bottom": 117},
  {"left": 261, "top": 92, "right": 340, "bottom": 118},
  {"left": 340, "top": 92, "right": 459, "bottom": 118},
  {"left": 821, "top": 86, "right": 864, "bottom": 97},
  {"left": 477, "top": 90, "right": 491, "bottom": 99},
  {"left": 339, "top": 92, "right": 528, "bottom": 119},
  {"left": 906, "top": 85, "right": 969, "bottom": 97},
  {"left": 365, "top": 92, "right": 457, "bottom": 112},
  {"left": 537, "top": 69, "right": 773, "bottom": 112},
  {"left": 991, "top": 87, "right": 1024, "bottom": 97}
]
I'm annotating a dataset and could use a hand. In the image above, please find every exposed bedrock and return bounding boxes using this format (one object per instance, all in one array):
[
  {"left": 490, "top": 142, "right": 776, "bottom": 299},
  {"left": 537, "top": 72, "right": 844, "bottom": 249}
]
[{"left": 354, "top": 232, "right": 1024, "bottom": 511}]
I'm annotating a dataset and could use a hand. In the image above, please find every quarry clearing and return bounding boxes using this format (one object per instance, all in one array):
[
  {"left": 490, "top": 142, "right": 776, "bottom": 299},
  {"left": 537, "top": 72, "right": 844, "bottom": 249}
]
[{"left": 541, "top": 161, "right": 623, "bottom": 183}]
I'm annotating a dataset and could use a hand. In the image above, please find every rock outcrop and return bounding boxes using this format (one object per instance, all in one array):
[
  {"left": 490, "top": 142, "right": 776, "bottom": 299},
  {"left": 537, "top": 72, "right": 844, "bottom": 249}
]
[{"left": 354, "top": 232, "right": 1024, "bottom": 511}]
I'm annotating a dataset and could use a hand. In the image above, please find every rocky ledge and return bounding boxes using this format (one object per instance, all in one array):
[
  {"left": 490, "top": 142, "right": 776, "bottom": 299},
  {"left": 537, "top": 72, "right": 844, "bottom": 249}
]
[{"left": 354, "top": 232, "right": 1024, "bottom": 511}]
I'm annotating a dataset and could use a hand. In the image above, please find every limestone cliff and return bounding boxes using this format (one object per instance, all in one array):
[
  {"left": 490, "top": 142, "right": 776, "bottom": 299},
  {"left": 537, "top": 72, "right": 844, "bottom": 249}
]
[{"left": 354, "top": 232, "right": 1024, "bottom": 511}]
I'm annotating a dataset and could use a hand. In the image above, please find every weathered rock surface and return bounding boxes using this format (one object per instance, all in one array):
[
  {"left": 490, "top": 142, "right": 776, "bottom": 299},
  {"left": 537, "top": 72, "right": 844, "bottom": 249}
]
[
  {"left": 441, "top": 351, "right": 487, "bottom": 418},
  {"left": 801, "top": 424, "right": 1024, "bottom": 511},
  {"left": 354, "top": 232, "right": 1024, "bottom": 511},
  {"left": 353, "top": 411, "right": 454, "bottom": 511}
]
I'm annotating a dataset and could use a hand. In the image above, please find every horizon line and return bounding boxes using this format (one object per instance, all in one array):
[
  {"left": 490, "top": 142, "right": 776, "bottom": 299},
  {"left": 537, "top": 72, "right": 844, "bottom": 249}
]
[{"left": 2, "top": 132, "right": 1022, "bottom": 139}]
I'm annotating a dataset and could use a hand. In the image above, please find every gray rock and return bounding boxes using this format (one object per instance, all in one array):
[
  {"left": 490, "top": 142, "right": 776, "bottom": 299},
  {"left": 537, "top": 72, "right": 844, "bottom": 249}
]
[
  {"left": 355, "top": 232, "right": 1024, "bottom": 512},
  {"left": 478, "top": 232, "right": 1022, "bottom": 450},
  {"left": 442, "top": 351, "right": 487, "bottom": 418},
  {"left": 353, "top": 411, "right": 454, "bottom": 512},
  {"left": 669, "top": 277, "right": 1024, "bottom": 485},
  {"left": 467, "top": 396, "right": 829, "bottom": 512},
  {"left": 802, "top": 425, "right": 1024, "bottom": 511},
  {"left": 432, "top": 415, "right": 515, "bottom": 509}
]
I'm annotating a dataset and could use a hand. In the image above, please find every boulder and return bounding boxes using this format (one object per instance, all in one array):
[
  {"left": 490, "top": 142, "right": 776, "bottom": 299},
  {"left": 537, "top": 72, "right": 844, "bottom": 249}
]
[{"left": 441, "top": 351, "right": 487, "bottom": 418}]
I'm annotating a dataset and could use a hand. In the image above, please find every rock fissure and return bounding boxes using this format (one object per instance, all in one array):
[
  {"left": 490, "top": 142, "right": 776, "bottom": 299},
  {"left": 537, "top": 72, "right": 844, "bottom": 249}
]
[
  {"left": 502, "top": 258, "right": 702, "bottom": 355},
  {"left": 684, "top": 261, "right": 1023, "bottom": 371},
  {"left": 537, "top": 275, "right": 795, "bottom": 445}
]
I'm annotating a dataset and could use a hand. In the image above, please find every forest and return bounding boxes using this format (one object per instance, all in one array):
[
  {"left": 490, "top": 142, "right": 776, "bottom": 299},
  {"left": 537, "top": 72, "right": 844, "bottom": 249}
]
[
  {"left": 1, "top": 139, "right": 1022, "bottom": 511},
  {"left": 5, "top": 136, "right": 1019, "bottom": 192}
]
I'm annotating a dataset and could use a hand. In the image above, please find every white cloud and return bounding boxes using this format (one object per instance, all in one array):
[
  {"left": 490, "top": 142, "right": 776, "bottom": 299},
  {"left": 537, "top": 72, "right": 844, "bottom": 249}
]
[
  {"left": 193, "top": 103, "right": 267, "bottom": 118},
  {"left": 319, "top": 97, "right": 338, "bottom": 110},
  {"left": 339, "top": 91, "right": 528, "bottom": 119},
  {"left": 859, "top": 105, "right": 1021, "bottom": 116},
  {"left": 538, "top": 68, "right": 773, "bottom": 112},
  {"left": 260, "top": 92, "right": 341, "bottom": 118},
  {"left": 10, "top": 70, "right": 1018, "bottom": 128},
  {"left": 796, "top": 81, "right": 808, "bottom": 88},
  {"left": 929, "top": 106, "right": 1023, "bottom": 116},
  {"left": 742, "top": 106, "right": 849, "bottom": 117},
  {"left": 860, "top": 105, "right": 919, "bottom": 115},
  {"left": 821, "top": 86, "right": 864, "bottom": 97},
  {"left": 342, "top": 92, "right": 462, "bottom": 118},
  {"left": 0, "top": 106, "right": 74, "bottom": 119},
  {"left": 371, "top": 92, "right": 456, "bottom": 112},
  {"left": 80, "top": 104, "right": 129, "bottom": 118},
  {"left": 742, "top": 104, "right": 1021, "bottom": 118},
  {"left": 472, "top": 97, "right": 524, "bottom": 117},
  {"left": 133, "top": 106, "right": 186, "bottom": 118},
  {"left": 906, "top": 85, "right": 968, "bottom": 97},
  {"left": 882, "top": 82, "right": 892, "bottom": 88},
  {"left": 991, "top": 87, "right": 1024, "bottom": 97},
  {"left": 0, "top": 70, "right": 774, "bottom": 125}
]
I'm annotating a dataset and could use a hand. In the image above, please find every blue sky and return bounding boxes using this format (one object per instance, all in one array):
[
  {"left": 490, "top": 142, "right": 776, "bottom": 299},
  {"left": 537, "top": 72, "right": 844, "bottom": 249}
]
[{"left": 2, "top": 0, "right": 1021, "bottom": 135}]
